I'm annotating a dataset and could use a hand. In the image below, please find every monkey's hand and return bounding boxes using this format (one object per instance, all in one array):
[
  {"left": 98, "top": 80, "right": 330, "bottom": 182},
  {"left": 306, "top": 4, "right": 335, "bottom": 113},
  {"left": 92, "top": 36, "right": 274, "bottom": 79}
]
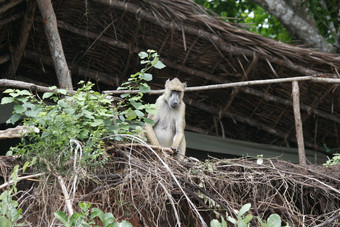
[{"left": 171, "top": 147, "right": 179, "bottom": 155}]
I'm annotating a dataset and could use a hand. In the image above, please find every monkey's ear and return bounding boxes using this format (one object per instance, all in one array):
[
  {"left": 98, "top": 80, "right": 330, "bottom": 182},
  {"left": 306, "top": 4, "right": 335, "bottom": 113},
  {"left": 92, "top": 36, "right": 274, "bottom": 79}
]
[
  {"left": 165, "top": 78, "right": 170, "bottom": 86},
  {"left": 183, "top": 82, "right": 187, "bottom": 89}
]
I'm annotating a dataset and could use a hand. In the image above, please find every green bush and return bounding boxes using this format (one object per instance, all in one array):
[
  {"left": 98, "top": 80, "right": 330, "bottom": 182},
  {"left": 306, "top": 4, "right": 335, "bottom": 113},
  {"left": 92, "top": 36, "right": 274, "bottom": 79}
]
[{"left": 1, "top": 49, "right": 162, "bottom": 175}]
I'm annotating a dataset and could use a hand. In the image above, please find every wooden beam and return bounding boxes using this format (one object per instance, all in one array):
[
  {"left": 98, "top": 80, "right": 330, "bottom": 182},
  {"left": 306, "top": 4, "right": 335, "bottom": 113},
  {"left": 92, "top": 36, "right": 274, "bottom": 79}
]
[
  {"left": 36, "top": 0, "right": 73, "bottom": 90},
  {"left": 292, "top": 81, "right": 306, "bottom": 165},
  {"left": 7, "top": 0, "right": 36, "bottom": 76}
]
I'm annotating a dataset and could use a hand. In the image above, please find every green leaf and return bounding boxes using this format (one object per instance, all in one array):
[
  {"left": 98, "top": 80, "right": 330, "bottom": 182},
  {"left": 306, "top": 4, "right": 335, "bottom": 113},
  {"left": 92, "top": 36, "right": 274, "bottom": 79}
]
[
  {"left": 14, "top": 105, "right": 25, "bottom": 114},
  {"left": 144, "top": 118, "right": 154, "bottom": 125},
  {"left": 135, "top": 110, "right": 144, "bottom": 117},
  {"left": 244, "top": 214, "right": 253, "bottom": 223},
  {"left": 102, "top": 213, "right": 115, "bottom": 227},
  {"left": 6, "top": 113, "right": 21, "bottom": 125},
  {"left": 25, "top": 109, "right": 39, "bottom": 118},
  {"left": 210, "top": 219, "right": 222, "bottom": 227},
  {"left": 79, "top": 202, "right": 92, "bottom": 212},
  {"left": 58, "top": 89, "right": 68, "bottom": 95},
  {"left": 138, "top": 51, "right": 148, "bottom": 59},
  {"left": 48, "top": 85, "right": 58, "bottom": 90},
  {"left": 0, "top": 216, "right": 11, "bottom": 227},
  {"left": 18, "top": 90, "right": 31, "bottom": 96},
  {"left": 130, "top": 100, "right": 142, "bottom": 109},
  {"left": 139, "top": 83, "right": 150, "bottom": 93},
  {"left": 227, "top": 216, "right": 236, "bottom": 224},
  {"left": 3, "top": 89, "right": 15, "bottom": 94},
  {"left": 120, "top": 93, "right": 131, "bottom": 98},
  {"left": 42, "top": 92, "right": 54, "bottom": 99},
  {"left": 90, "top": 208, "right": 104, "bottom": 221},
  {"left": 90, "top": 119, "right": 104, "bottom": 127},
  {"left": 22, "top": 161, "right": 30, "bottom": 173},
  {"left": 140, "top": 60, "right": 150, "bottom": 65},
  {"left": 119, "top": 220, "right": 133, "bottom": 227},
  {"left": 153, "top": 60, "right": 166, "bottom": 69},
  {"left": 1, "top": 97, "right": 14, "bottom": 104},
  {"left": 54, "top": 211, "right": 68, "bottom": 224},
  {"left": 238, "top": 203, "right": 251, "bottom": 217},
  {"left": 221, "top": 217, "right": 228, "bottom": 227},
  {"left": 125, "top": 109, "right": 137, "bottom": 121},
  {"left": 237, "top": 220, "right": 248, "bottom": 227},
  {"left": 267, "top": 214, "right": 282, "bottom": 227},
  {"left": 143, "top": 73, "right": 153, "bottom": 81},
  {"left": 145, "top": 107, "right": 157, "bottom": 115}
]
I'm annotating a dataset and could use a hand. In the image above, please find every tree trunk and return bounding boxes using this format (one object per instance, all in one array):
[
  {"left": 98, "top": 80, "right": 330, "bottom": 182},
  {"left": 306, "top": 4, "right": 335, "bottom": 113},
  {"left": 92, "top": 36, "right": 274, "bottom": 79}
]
[
  {"left": 36, "top": 0, "right": 73, "bottom": 90},
  {"left": 252, "top": 0, "right": 333, "bottom": 52}
]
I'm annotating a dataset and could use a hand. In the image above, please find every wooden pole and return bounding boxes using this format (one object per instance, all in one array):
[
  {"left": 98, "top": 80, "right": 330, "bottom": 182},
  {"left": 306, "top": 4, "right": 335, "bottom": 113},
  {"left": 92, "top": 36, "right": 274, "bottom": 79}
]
[
  {"left": 292, "top": 81, "right": 306, "bottom": 165},
  {"left": 36, "top": 0, "right": 73, "bottom": 90},
  {"left": 7, "top": 0, "right": 36, "bottom": 76}
]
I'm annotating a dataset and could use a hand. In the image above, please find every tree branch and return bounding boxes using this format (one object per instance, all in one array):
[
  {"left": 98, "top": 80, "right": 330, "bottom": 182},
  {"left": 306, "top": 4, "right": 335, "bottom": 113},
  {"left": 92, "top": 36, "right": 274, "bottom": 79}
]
[
  {"left": 0, "top": 126, "right": 40, "bottom": 140},
  {"left": 0, "top": 172, "right": 45, "bottom": 190},
  {"left": 0, "top": 79, "right": 75, "bottom": 94}
]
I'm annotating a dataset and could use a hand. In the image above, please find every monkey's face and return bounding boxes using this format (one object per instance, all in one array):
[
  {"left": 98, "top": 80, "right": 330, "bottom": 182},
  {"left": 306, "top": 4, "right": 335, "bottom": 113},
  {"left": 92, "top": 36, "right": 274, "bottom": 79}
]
[
  {"left": 168, "top": 90, "right": 181, "bottom": 109},
  {"left": 164, "top": 78, "right": 186, "bottom": 109}
]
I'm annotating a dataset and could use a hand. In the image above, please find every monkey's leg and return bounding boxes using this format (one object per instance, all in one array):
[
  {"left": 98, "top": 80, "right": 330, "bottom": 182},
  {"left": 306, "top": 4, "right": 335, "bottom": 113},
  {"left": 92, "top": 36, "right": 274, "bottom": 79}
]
[{"left": 175, "top": 138, "right": 186, "bottom": 161}]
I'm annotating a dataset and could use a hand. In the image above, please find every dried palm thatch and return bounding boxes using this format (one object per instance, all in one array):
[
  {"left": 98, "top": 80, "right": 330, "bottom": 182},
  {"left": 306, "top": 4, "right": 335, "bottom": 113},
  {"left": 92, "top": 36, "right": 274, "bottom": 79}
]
[
  {"left": 1, "top": 140, "right": 339, "bottom": 226},
  {"left": 0, "top": 0, "right": 339, "bottom": 157}
]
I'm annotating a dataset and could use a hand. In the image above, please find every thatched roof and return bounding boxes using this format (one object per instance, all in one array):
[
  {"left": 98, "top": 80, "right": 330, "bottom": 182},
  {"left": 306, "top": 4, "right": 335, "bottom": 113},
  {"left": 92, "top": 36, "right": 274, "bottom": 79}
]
[{"left": 1, "top": 0, "right": 340, "bottom": 155}]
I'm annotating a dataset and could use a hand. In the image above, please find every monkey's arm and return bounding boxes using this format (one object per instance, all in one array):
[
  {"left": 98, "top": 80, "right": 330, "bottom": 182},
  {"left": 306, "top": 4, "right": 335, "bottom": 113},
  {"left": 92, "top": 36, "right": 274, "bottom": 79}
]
[
  {"left": 145, "top": 117, "right": 160, "bottom": 146},
  {"left": 144, "top": 99, "right": 161, "bottom": 146},
  {"left": 171, "top": 105, "right": 186, "bottom": 150}
]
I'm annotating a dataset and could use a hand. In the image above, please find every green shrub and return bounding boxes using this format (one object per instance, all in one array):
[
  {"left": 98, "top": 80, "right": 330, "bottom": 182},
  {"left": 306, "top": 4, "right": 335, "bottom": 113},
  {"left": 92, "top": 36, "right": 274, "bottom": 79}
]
[{"left": 1, "top": 49, "right": 162, "bottom": 175}]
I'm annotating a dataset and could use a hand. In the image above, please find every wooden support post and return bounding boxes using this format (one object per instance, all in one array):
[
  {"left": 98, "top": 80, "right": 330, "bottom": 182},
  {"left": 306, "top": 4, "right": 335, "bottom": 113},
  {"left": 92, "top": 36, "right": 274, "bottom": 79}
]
[
  {"left": 292, "top": 81, "right": 306, "bottom": 165},
  {"left": 36, "top": 0, "right": 73, "bottom": 90},
  {"left": 7, "top": 0, "right": 36, "bottom": 77}
]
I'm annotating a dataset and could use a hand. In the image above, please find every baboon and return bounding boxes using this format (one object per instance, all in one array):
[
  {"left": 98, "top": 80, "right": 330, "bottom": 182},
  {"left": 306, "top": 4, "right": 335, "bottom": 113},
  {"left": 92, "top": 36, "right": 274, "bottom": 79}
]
[{"left": 145, "top": 78, "right": 187, "bottom": 160}]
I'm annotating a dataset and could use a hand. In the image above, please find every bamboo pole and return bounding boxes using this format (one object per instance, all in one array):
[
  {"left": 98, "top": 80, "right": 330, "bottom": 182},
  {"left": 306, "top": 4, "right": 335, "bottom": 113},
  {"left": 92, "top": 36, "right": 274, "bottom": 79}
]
[
  {"left": 292, "top": 81, "right": 306, "bottom": 165},
  {"left": 103, "top": 76, "right": 340, "bottom": 94},
  {"left": 36, "top": 0, "right": 73, "bottom": 90}
]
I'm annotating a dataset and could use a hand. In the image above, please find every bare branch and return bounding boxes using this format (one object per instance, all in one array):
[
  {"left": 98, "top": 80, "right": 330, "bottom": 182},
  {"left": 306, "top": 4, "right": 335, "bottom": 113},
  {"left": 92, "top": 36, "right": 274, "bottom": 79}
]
[
  {"left": 0, "top": 172, "right": 45, "bottom": 190},
  {"left": 0, "top": 126, "right": 40, "bottom": 140}
]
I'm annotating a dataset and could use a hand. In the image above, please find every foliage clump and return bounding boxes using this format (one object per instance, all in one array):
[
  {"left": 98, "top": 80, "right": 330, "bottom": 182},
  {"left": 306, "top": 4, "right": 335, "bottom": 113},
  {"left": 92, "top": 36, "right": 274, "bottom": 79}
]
[{"left": 0, "top": 49, "right": 163, "bottom": 175}]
